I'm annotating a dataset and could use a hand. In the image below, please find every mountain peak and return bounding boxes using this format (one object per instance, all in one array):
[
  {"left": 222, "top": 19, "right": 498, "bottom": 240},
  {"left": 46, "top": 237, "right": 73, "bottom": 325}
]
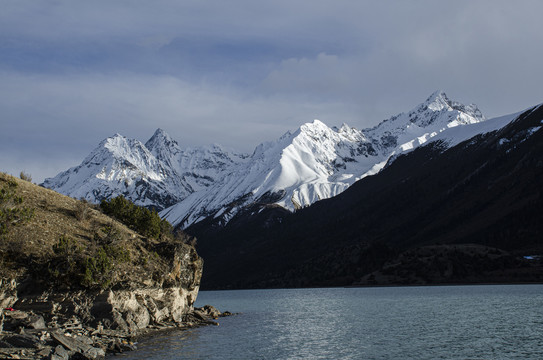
[
  {"left": 145, "top": 128, "right": 181, "bottom": 161},
  {"left": 146, "top": 128, "right": 174, "bottom": 146},
  {"left": 405, "top": 91, "right": 485, "bottom": 128},
  {"left": 301, "top": 119, "right": 327, "bottom": 128},
  {"left": 427, "top": 91, "right": 483, "bottom": 120},
  {"left": 102, "top": 133, "right": 133, "bottom": 154},
  {"left": 299, "top": 119, "right": 331, "bottom": 136},
  {"left": 103, "top": 133, "right": 127, "bottom": 143},
  {"left": 422, "top": 90, "right": 453, "bottom": 112}
]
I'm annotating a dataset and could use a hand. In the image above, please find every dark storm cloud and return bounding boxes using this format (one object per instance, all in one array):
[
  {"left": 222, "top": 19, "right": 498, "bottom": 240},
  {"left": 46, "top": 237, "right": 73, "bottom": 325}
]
[{"left": 1, "top": 0, "right": 542, "bottom": 182}]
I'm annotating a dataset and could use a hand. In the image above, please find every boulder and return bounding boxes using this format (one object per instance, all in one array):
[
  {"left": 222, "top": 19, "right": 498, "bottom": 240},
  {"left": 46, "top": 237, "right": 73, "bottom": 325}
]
[
  {"left": 51, "top": 332, "right": 105, "bottom": 360},
  {"left": 2, "top": 333, "right": 40, "bottom": 348},
  {"left": 201, "top": 305, "right": 221, "bottom": 319},
  {"left": 51, "top": 345, "right": 69, "bottom": 360},
  {"left": 25, "top": 314, "right": 46, "bottom": 329}
]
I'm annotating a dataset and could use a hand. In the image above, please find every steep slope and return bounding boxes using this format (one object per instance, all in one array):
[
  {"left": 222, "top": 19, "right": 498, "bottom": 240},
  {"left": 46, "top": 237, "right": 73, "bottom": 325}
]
[
  {"left": 43, "top": 129, "right": 247, "bottom": 211},
  {"left": 188, "top": 103, "right": 543, "bottom": 289},
  {"left": 162, "top": 91, "right": 486, "bottom": 228}
]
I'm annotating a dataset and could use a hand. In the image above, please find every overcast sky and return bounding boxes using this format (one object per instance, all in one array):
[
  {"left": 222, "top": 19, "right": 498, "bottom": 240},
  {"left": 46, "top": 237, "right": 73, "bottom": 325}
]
[{"left": 1, "top": 1, "right": 542, "bottom": 182}]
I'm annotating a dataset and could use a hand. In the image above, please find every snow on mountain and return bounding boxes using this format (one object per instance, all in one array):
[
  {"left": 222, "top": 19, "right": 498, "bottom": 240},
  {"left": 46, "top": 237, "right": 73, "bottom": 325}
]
[
  {"left": 161, "top": 91, "right": 492, "bottom": 229},
  {"left": 44, "top": 90, "right": 512, "bottom": 229},
  {"left": 42, "top": 129, "right": 247, "bottom": 210}
]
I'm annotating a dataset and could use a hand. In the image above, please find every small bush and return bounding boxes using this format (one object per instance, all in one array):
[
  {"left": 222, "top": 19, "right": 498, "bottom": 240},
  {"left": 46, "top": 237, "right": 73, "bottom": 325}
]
[
  {"left": 52, "top": 234, "right": 79, "bottom": 258},
  {"left": 19, "top": 171, "right": 32, "bottom": 182},
  {"left": 74, "top": 199, "right": 92, "bottom": 222},
  {"left": 100, "top": 195, "right": 165, "bottom": 238},
  {"left": 0, "top": 180, "right": 34, "bottom": 238},
  {"left": 93, "top": 223, "right": 123, "bottom": 245},
  {"left": 82, "top": 247, "right": 113, "bottom": 289},
  {"left": 49, "top": 235, "right": 84, "bottom": 286},
  {"left": 49, "top": 233, "right": 130, "bottom": 290}
]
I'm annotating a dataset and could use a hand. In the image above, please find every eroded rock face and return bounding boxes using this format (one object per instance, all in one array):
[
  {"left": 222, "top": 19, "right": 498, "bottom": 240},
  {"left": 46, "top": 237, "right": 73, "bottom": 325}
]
[
  {"left": 91, "top": 286, "right": 199, "bottom": 333},
  {"left": 4, "top": 243, "right": 203, "bottom": 335},
  {"left": 0, "top": 278, "right": 18, "bottom": 309}
]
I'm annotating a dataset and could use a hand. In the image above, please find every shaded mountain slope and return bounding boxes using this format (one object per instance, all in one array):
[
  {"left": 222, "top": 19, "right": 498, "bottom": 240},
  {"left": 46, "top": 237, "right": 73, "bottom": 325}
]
[{"left": 189, "top": 104, "right": 543, "bottom": 289}]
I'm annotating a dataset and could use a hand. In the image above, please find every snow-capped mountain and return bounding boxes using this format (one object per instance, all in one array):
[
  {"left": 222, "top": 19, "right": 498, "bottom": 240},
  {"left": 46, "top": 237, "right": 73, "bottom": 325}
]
[
  {"left": 42, "top": 129, "right": 247, "bottom": 210},
  {"left": 45, "top": 90, "right": 507, "bottom": 228},
  {"left": 193, "top": 102, "right": 543, "bottom": 290},
  {"left": 160, "top": 91, "right": 492, "bottom": 228}
]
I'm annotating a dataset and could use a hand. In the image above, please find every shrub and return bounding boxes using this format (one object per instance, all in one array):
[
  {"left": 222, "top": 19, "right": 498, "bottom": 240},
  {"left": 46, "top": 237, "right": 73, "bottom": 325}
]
[
  {"left": 82, "top": 247, "right": 113, "bottom": 289},
  {"left": 0, "top": 179, "right": 34, "bottom": 238},
  {"left": 53, "top": 234, "right": 79, "bottom": 258},
  {"left": 93, "top": 223, "right": 123, "bottom": 245},
  {"left": 49, "top": 235, "right": 84, "bottom": 286},
  {"left": 50, "top": 233, "right": 130, "bottom": 290},
  {"left": 100, "top": 195, "right": 165, "bottom": 238},
  {"left": 74, "top": 199, "right": 92, "bottom": 222},
  {"left": 19, "top": 171, "right": 32, "bottom": 182}
]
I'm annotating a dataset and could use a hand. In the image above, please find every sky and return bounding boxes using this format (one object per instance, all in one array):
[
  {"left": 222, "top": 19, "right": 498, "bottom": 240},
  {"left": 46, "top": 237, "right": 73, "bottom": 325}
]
[{"left": 1, "top": 1, "right": 542, "bottom": 183}]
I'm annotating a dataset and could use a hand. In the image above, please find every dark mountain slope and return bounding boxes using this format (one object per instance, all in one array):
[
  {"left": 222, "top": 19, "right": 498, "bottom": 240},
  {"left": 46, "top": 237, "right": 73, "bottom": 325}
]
[{"left": 189, "top": 105, "right": 543, "bottom": 289}]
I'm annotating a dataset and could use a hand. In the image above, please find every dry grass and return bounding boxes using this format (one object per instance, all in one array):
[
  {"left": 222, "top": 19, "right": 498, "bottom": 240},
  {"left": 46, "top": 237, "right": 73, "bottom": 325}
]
[{"left": 0, "top": 172, "right": 175, "bottom": 288}]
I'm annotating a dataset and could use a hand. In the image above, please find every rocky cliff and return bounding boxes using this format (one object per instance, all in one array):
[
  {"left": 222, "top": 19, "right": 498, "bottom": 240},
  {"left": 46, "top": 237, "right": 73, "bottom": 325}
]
[{"left": 0, "top": 172, "right": 221, "bottom": 359}]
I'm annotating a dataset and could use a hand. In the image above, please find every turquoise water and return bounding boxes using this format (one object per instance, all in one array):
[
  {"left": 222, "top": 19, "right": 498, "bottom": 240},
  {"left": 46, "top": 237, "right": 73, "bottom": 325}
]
[{"left": 119, "top": 285, "right": 543, "bottom": 359}]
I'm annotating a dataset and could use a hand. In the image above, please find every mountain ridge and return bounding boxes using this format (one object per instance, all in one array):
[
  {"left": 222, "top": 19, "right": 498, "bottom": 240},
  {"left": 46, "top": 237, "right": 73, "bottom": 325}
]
[
  {"left": 161, "top": 91, "right": 488, "bottom": 228},
  {"left": 187, "top": 102, "right": 543, "bottom": 289},
  {"left": 44, "top": 91, "right": 489, "bottom": 228}
]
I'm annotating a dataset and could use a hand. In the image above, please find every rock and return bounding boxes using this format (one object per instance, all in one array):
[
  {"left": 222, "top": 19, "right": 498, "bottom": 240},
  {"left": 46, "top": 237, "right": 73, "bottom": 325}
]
[
  {"left": 191, "top": 309, "right": 219, "bottom": 326},
  {"left": 2, "top": 310, "right": 28, "bottom": 331},
  {"left": 0, "top": 279, "right": 18, "bottom": 309},
  {"left": 25, "top": 314, "right": 46, "bottom": 329},
  {"left": 91, "top": 286, "right": 197, "bottom": 333},
  {"left": 74, "top": 335, "right": 93, "bottom": 345},
  {"left": 0, "top": 243, "right": 206, "bottom": 358},
  {"left": 51, "top": 332, "right": 105, "bottom": 359},
  {"left": 107, "top": 338, "right": 137, "bottom": 354},
  {"left": 2, "top": 333, "right": 40, "bottom": 348},
  {"left": 0, "top": 339, "right": 13, "bottom": 347},
  {"left": 80, "top": 346, "right": 106, "bottom": 360},
  {"left": 192, "top": 309, "right": 207, "bottom": 321},
  {"left": 37, "top": 346, "right": 52, "bottom": 358},
  {"left": 201, "top": 305, "right": 221, "bottom": 319},
  {"left": 39, "top": 331, "right": 51, "bottom": 341},
  {"left": 51, "top": 345, "right": 69, "bottom": 360},
  {"left": 12, "top": 300, "right": 54, "bottom": 313}
]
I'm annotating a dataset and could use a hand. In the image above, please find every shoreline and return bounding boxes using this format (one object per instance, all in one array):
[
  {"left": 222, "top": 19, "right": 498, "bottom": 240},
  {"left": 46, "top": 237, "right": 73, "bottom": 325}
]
[
  {"left": 0, "top": 304, "right": 231, "bottom": 360},
  {"left": 199, "top": 280, "right": 543, "bottom": 292}
]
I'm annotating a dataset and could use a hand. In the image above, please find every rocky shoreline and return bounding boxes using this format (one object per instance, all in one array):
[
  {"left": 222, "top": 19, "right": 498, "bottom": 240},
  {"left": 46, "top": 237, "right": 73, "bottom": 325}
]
[
  {"left": 0, "top": 173, "right": 229, "bottom": 359},
  {"left": 0, "top": 239, "right": 223, "bottom": 360},
  {"left": 0, "top": 303, "right": 231, "bottom": 359}
]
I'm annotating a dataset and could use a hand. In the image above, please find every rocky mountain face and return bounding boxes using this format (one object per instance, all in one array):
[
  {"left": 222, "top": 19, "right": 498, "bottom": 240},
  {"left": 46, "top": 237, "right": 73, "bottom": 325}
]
[
  {"left": 43, "top": 91, "right": 487, "bottom": 229},
  {"left": 42, "top": 129, "right": 247, "bottom": 211},
  {"left": 188, "top": 103, "right": 543, "bottom": 289}
]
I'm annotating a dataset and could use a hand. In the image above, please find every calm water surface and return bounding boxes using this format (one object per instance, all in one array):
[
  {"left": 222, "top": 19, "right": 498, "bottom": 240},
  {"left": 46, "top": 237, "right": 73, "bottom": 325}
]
[{"left": 117, "top": 285, "right": 543, "bottom": 359}]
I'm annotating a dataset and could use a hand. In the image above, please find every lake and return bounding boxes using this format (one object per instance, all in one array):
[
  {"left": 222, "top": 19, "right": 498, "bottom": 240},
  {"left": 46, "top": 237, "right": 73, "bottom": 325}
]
[{"left": 118, "top": 285, "right": 543, "bottom": 359}]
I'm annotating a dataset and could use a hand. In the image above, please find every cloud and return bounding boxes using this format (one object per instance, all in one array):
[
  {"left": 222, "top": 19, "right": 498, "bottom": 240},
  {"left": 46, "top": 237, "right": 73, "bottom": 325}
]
[
  {"left": 1, "top": 0, "right": 543, "bottom": 183},
  {"left": 0, "top": 70, "right": 357, "bottom": 182}
]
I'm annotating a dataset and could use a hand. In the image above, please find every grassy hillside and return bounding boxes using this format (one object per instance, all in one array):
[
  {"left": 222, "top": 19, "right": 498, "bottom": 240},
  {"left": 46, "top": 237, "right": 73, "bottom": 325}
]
[{"left": 0, "top": 172, "right": 195, "bottom": 292}]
